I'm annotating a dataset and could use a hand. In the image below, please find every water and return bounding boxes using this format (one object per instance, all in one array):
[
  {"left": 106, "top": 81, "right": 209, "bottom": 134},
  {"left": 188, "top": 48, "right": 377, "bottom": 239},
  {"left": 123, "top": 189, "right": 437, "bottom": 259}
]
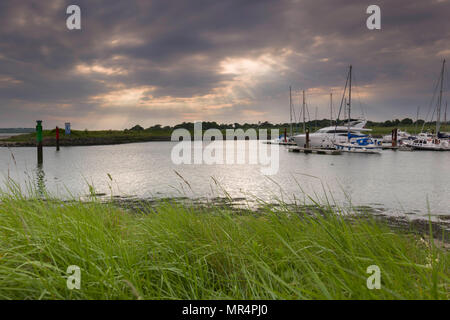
[
  {"left": 0, "top": 141, "right": 449, "bottom": 219},
  {"left": 0, "top": 133, "right": 24, "bottom": 139}
]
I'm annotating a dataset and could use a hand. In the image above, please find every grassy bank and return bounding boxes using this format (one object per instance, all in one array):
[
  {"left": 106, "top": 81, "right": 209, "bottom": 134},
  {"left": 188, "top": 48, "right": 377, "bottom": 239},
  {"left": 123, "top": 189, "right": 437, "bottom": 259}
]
[
  {"left": 366, "top": 124, "right": 438, "bottom": 136},
  {"left": 0, "top": 189, "right": 448, "bottom": 299},
  {"left": 0, "top": 129, "right": 172, "bottom": 147},
  {"left": 1, "top": 123, "right": 446, "bottom": 147}
]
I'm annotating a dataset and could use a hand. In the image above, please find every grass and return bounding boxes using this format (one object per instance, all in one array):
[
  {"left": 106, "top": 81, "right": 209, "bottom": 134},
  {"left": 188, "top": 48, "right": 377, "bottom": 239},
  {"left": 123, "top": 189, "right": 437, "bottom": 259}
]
[
  {"left": 365, "top": 124, "right": 440, "bottom": 136},
  {"left": 2, "top": 129, "right": 171, "bottom": 146},
  {"left": 0, "top": 183, "right": 448, "bottom": 300}
]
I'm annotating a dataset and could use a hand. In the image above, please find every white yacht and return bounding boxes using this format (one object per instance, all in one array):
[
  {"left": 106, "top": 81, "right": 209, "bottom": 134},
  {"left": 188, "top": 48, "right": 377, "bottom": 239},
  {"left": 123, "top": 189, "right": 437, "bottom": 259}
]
[
  {"left": 294, "top": 65, "right": 382, "bottom": 151},
  {"left": 324, "top": 65, "right": 382, "bottom": 153},
  {"left": 292, "top": 119, "right": 372, "bottom": 149}
]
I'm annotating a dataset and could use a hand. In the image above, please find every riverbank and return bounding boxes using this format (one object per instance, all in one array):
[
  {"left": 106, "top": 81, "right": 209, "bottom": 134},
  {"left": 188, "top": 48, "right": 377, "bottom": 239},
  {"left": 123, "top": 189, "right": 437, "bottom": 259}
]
[
  {"left": 0, "top": 129, "right": 283, "bottom": 147},
  {"left": 0, "top": 124, "right": 442, "bottom": 147},
  {"left": 0, "top": 190, "right": 448, "bottom": 299},
  {"left": 0, "top": 129, "right": 172, "bottom": 147},
  {"left": 108, "top": 196, "right": 450, "bottom": 241}
]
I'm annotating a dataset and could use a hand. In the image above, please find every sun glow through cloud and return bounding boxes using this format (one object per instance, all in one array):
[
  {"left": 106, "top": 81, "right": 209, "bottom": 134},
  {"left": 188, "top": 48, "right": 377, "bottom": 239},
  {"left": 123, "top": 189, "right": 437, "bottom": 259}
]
[{"left": 75, "top": 64, "right": 128, "bottom": 76}]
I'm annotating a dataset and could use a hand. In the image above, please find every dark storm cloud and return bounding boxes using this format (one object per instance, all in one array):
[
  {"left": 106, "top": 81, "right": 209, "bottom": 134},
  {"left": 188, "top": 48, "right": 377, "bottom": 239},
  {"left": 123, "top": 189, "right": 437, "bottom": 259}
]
[{"left": 0, "top": 0, "right": 449, "bottom": 128}]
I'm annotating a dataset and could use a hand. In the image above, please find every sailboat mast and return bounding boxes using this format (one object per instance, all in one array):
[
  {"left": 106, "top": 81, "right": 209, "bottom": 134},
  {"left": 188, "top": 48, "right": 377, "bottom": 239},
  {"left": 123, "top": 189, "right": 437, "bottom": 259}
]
[
  {"left": 289, "top": 86, "right": 293, "bottom": 137},
  {"left": 302, "top": 90, "right": 306, "bottom": 133},
  {"left": 348, "top": 65, "right": 352, "bottom": 140},
  {"left": 436, "top": 59, "right": 445, "bottom": 135},
  {"left": 314, "top": 106, "right": 318, "bottom": 131},
  {"left": 445, "top": 101, "right": 448, "bottom": 130},
  {"left": 330, "top": 93, "right": 333, "bottom": 127},
  {"left": 415, "top": 106, "right": 420, "bottom": 135},
  {"left": 344, "top": 98, "right": 347, "bottom": 128}
]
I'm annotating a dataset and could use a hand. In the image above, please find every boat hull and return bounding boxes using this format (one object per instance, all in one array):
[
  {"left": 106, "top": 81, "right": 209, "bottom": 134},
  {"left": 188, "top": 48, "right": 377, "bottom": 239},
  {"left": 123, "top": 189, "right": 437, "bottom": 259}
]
[
  {"left": 334, "top": 143, "right": 381, "bottom": 154},
  {"left": 293, "top": 134, "right": 347, "bottom": 149},
  {"left": 410, "top": 145, "right": 450, "bottom": 151}
]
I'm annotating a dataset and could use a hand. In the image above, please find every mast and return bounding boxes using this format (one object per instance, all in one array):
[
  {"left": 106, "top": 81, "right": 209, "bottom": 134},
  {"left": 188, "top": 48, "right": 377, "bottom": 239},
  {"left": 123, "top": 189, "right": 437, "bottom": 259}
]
[
  {"left": 344, "top": 98, "right": 347, "bottom": 129},
  {"left": 302, "top": 90, "right": 306, "bottom": 133},
  {"left": 289, "top": 86, "right": 293, "bottom": 138},
  {"left": 436, "top": 59, "right": 445, "bottom": 135},
  {"left": 415, "top": 106, "right": 420, "bottom": 135},
  {"left": 348, "top": 65, "right": 352, "bottom": 140},
  {"left": 314, "top": 106, "right": 318, "bottom": 131},
  {"left": 445, "top": 101, "right": 448, "bottom": 130},
  {"left": 330, "top": 93, "right": 333, "bottom": 127},
  {"left": 298, "top": 94, "right": 302, "bottom": 133}
]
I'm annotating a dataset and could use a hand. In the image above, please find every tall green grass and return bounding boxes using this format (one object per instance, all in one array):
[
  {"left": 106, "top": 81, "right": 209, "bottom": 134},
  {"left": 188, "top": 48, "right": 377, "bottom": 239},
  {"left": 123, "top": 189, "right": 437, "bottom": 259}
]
[{"left": 0, "top": 185, "right": 448, "bottom": 299}]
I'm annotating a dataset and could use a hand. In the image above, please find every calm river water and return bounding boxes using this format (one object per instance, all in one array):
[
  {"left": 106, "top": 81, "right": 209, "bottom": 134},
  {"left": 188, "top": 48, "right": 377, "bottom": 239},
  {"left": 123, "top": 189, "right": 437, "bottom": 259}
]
[{"left": 0, "top": 141, "right": 449, "bottom": 219}]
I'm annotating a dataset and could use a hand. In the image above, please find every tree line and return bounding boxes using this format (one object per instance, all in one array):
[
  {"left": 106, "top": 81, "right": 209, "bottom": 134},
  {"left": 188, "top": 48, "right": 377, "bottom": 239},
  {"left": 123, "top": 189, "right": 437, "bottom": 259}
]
[{"left": 126, "top": 118, "right": 446, "bottom": 132}]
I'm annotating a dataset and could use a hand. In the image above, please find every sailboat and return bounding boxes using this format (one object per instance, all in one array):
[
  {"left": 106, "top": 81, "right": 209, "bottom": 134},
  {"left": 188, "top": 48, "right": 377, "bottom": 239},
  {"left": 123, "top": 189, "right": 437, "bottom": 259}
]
[
  {"left": 268, "top": 86, "right": 296, "bottom": 145},
  {"left": 407, "top": 60, "right": 450, "bottom": 151},
  {"left": 333, "top": 65, "right": 382, "bottom": 153}
]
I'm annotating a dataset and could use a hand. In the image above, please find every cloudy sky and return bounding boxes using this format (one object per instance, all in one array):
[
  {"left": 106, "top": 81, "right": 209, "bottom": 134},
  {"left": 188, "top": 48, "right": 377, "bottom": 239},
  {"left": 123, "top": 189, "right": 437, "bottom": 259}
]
[{"left": 0, "top": 0, "right": 449, "bottom": 129}]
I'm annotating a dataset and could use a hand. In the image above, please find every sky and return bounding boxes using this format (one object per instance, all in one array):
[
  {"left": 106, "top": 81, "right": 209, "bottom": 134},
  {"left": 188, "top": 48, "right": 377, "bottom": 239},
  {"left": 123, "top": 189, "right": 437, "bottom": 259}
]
[{"left": 0, "top": 0, "right": 449, "bottom": 129}]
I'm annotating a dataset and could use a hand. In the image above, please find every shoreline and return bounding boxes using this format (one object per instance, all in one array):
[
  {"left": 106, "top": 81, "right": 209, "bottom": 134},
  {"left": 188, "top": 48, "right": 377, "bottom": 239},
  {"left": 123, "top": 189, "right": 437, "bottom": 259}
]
[
  {"left": 0, "top": 135, "right": 172, "bottom": 147},
  {"left": 0, "top": 136, "right": 287, "bottom": 147},
  {"left": 0, "top": 123, "right": 434, "bottom": 147},
  {"left": 106, "top": 196, "right": 450, "bottom": 243}
]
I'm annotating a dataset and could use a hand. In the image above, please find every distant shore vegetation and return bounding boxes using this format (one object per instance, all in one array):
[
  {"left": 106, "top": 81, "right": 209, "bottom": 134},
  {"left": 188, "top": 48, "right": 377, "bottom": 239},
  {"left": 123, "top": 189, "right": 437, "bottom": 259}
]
[{"left": 1, "top": 118, "right": 447, "bottom": 147}]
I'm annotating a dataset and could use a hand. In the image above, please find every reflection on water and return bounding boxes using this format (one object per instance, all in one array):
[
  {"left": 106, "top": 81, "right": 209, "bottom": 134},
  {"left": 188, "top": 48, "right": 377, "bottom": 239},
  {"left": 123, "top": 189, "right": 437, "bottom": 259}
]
[{"left": 0, "top": 141, "right": 449, "bottom": 219}]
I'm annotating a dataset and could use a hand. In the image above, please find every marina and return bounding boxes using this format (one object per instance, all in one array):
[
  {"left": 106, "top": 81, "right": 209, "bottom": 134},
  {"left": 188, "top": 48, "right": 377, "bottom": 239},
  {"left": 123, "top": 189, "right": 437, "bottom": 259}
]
[{"left": 279, "top": 61, "right": 450, "bottom": 154}]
